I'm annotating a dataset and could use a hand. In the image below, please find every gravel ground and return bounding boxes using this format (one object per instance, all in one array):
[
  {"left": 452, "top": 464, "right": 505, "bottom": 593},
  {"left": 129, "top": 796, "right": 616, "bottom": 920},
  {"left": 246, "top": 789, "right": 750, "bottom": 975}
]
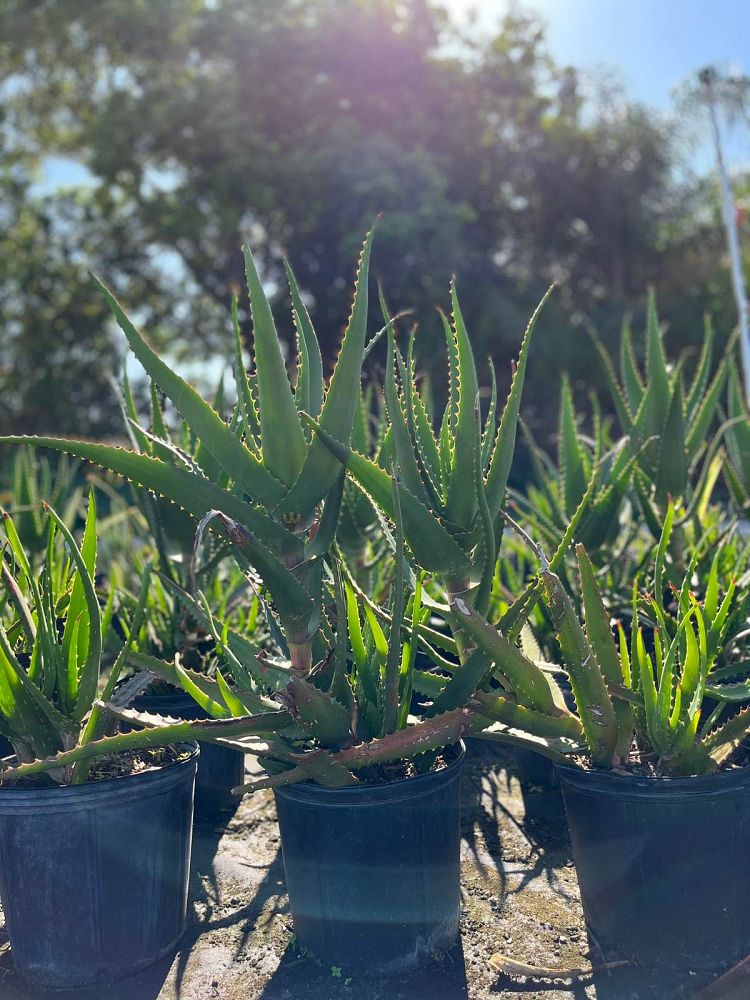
[{"left": 0, "top": 743, "right": 731, "bottom": 1000}]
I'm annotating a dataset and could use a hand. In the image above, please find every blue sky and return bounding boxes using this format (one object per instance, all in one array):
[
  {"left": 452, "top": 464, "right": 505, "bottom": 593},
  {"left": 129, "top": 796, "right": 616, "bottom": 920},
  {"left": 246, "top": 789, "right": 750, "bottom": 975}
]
[
  {"left": 42, "top": 0, "right": 749, "bottom": 191},
  {"left": 448, "top": 0, "right": 749, "bottom": 171},
  {"left": 448, "top": 0, "right": 747, "bottom": 105}
]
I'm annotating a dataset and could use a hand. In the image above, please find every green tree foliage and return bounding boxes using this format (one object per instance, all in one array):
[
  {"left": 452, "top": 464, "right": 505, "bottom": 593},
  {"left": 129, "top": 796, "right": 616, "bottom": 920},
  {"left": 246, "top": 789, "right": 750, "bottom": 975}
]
[{"left": 0, "top": 0, "right": 736, "bottom": 436}]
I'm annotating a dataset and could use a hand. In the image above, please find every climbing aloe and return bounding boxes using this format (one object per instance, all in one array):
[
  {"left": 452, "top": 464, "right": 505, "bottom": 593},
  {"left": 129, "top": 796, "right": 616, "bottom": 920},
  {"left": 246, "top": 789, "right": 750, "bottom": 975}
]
[
  {"left": 1, "top": 229, "right": 377, "bottom": 677},
  {"left": 306, "top": 281, "right": 555, "bottom": 616}
]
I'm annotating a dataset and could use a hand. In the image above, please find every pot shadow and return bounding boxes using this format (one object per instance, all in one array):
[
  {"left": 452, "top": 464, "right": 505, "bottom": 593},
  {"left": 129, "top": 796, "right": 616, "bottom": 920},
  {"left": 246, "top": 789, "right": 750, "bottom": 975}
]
[
  {"left": 256, "top": 938, "right": 470, "bottom": 1000},
  {"left": 460, "top": 739, "right": 510, "bottom": 900},
  {"left": 170, "top": 817, "right": 287, "bottom": 996}
]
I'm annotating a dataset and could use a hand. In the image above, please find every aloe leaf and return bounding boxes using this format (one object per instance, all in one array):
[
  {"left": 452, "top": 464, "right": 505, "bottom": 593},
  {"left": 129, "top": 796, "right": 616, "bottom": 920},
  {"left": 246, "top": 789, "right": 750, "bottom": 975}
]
[
  {"left": 576, "top": 545, "right": 633, "bottom": 755},
  {"left": 655, "top": 378, "right": 688, "bottom": 502},
  {"left": 242, "top": 246, "right": 307, "bottom": 486},
  {"left": 645, "top": 289, "right": 670, "bottom": 405},
  {"left": 0, "top": 437, "right": 299, "bottom": 561},
  {"left": 438, "top": 308, "right": 460, "bottom": 450},
  {"left": 94, "top": 276, "right": 284, "bottom": 505},
  {"left": 481, "top": 359, "right": 498, "bottom": 470},
  {"left": 412, "top": 669, "right": 448, "bottom": 698},
  {"left": 485, "top": 285, "right": 554, "bottom": 520},
  {"left": 684, "top": 344, "right": 731, "bottom": 462},
  {"left": 620, "top": 322, "right": 644, "bottom": 415},
  {"left": 62, "top": 490, "right": 97, "bottom": 683},
  {"left": 0, "top": 711, "right": 293, "bottom": 782},
  {"left": 276, "top": 227, "right": 375, "bottom": 518},
  {"left": 706, "top": 679, "right": 750, "bottom": 701},
  {"left": 427, "top": 647, "right": 491, "bottom": 716},
  {"left": 0, "top": 557, "right": 35, "bottom": 645},
  {"left": 653, "top": 500, "right": 674, "bottom": 620},
  {"left": 333, "top": 707, "right": 473, "bottom": 770},
  {"left": 285, "top": 676, "right": 352, "bottom": 749},
  {"left": 559, "top": 376, "right": 588, "bottom": 517},
  {"left": 284, "top": 259, "right": 324, "bottom": 421},
  {"left": 699, "top": 705, "right": 750, "bottom": 771},
  {"left": 149, "top": 380, "right": 169, "bottom": 442},
  {"left": 589, "top": 328, "right": 633, "bottom": 430},
  {"left": 542, "top": 567, "right": 617, "bottom": 767},
  {"left": 685, "top": 316, "right": 714, "bottom": 421},
  {"left": 451, "top": 597, "right": 559, "bottom": 714},
  {"left": 381, "top": 299, "right": 431, "bottom": 506},
  {"left": 404, "top": 336, "right": 443, "bottom": 493},
  {"left": 444, "top": 282, "right": 480, "bottom": 530},
  {"left": 301, "top": 472, "right": 344, "bottom": 562},
  {"left": 174, "top": 661, "right": 230, "bottom": 719},
  {"left": 231, "top": 295, "right": 261, "bottom": 445},
  {"left": 471, "top": 399, "right": 496, "bottom": 617},
  {"left": 636, "top": 628, "right": 662, "bottom": 751},
  {"left": 472, "top": 690, "right": 583, "bottom": 740},
  {"left": 382, "top": 478, "right": 406, "bottom": 735}
]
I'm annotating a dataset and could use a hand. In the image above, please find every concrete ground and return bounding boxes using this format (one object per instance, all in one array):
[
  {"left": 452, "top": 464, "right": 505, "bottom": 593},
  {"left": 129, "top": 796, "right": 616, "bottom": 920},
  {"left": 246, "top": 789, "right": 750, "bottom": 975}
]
[{"left": 0, "top": 744, "right": 733, "bottom": 1000}]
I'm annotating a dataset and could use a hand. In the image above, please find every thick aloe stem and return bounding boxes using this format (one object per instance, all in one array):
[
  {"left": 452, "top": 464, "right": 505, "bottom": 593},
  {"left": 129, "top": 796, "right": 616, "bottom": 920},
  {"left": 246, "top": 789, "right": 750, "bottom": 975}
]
[
  {"left": 331, "top": 708, "right": 475, "bottom": 769},
  {"left": 288, "top": 641, "right": 312, "bottom": 676},
  {"left": 445, "top": 580, "right": 475, "bottom": 661}
]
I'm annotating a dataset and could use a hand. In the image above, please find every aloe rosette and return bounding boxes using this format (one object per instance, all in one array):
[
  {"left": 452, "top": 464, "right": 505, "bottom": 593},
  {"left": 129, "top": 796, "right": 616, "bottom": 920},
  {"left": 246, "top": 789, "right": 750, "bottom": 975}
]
[
  {"left": 591, "top": 292, "right": 733, "bottom": 525},
  {"left": 2, "top": 229, "right": 378, "bottom": 680}
]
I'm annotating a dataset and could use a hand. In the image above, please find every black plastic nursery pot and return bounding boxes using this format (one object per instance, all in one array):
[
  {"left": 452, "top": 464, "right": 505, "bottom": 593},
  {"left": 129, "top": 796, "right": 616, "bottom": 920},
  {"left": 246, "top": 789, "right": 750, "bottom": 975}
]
[
  {"left": 556, "top": 762, "right": 750, "bottom": 973},
  {"left": 132, "top": 688, "right": 245, "bottom": 818},
  {"left": 274, "top": 744, "right": 465, "bottom": 974},
  {"left": 0, "top": 743, "right": 198, "bottom": 989},
  {"left": 516, "top": 747, "right": 559, "bottom": 788}
]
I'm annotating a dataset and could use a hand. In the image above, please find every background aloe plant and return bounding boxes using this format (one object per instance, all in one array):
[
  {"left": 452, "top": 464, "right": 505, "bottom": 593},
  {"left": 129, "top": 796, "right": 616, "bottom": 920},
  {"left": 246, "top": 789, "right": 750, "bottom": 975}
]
[
  {"left": 449, "top": 500, "right": 750, "bottom": 775},
  {"left": 591, "top": 292, "right": 732, "bottom": 531},
  {"left": 512, "top": 376, "right": 636, "bottom": 558},
  {"left": 0, "top": 447, "right": 83, "bottom": 565},
  {"left": 0, "top": 498, "right": 155, "bottom": 783}
]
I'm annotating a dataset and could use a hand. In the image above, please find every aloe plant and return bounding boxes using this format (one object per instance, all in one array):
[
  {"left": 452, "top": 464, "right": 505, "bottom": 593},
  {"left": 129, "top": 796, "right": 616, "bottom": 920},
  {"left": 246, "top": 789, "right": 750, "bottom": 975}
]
[
  {"left": 0, "top": 447, "right": 83, "bottom": 564},
  {"left": 591, "top": 294, "right": 732, "bottom": 527},
  {"left": 2, "top": 229, "right": 378, "bottom": 678},
  {"left": 0, "top": 498, "right": 157, "bottom": 783},
  {"left": 512, "top": 378, "right": 636, "bottom": 557},
  {"left": 306, "top": 282, "right": 555, "bottom": 619},
  {"left": 0, "top": 234, "right": 513, "bottom": 786},
  {"left": 451, "top": 502, "right": 750, "bottom": 776}
]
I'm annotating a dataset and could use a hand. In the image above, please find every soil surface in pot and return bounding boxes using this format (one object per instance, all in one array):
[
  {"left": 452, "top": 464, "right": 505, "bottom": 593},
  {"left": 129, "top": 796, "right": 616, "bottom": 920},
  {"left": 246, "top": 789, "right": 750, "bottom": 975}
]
[
  {"left": 0, "top": 745, "right": 190, "bottom": 788},
  {"left": 0, "top": 742, "right": 729, "bottom": 999}
]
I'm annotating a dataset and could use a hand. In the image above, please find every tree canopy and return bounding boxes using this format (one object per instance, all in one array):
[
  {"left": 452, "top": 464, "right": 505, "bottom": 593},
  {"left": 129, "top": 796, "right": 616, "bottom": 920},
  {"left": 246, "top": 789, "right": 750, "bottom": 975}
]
[{"left": 0, "top": 0, "right": 737, "bottom": 438}]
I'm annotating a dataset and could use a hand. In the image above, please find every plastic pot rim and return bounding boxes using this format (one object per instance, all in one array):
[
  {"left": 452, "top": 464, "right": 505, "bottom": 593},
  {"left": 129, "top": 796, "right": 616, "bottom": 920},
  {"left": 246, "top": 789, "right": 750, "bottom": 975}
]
[
  {"left": 0, "top": 741, "right": 199, "bottom": 811},
  {"left": 275, "top": 740, "right": 466, "bottom": 807},
  {"left": 555, "top": 759, "right": 750, "bottom": 800}
]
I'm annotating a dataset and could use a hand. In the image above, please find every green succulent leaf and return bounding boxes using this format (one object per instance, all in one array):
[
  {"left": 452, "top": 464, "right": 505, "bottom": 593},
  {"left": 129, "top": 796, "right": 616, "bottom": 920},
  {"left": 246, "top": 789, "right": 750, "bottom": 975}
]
[
  {"left": 93, "top": 275, "right": 284, "bottom": 507},
  {"left": 242, "top": 245, "right": 307, "bottom": 487}
]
